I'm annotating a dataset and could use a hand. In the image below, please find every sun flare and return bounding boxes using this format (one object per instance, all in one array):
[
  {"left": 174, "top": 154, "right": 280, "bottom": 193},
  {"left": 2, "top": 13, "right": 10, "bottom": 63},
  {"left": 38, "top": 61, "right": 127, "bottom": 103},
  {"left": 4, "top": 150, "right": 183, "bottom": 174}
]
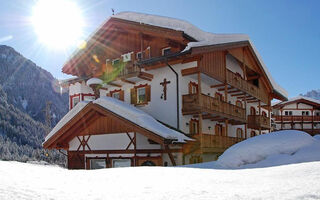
[{"left": 31, "top": 0, "right": 84, "bottom": 49}]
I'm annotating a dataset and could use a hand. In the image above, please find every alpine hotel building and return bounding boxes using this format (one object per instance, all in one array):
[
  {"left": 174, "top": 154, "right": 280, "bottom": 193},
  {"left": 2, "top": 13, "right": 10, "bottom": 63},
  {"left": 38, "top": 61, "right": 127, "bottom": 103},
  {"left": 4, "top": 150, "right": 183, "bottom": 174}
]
[{"left": 43, "top": 12, "right": 288, "bottom": 169}]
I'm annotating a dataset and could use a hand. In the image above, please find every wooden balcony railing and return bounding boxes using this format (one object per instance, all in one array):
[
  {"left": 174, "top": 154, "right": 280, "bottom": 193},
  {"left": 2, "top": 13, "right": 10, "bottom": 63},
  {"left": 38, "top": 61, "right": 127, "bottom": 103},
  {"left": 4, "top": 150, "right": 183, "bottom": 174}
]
[
  {"left": 248, "top": 115, "right": 270, "bottom": 130},
  {"left": 182, "top": 93, "right": 246, "bottom": 123},
  {"left": 117, "top": 63, "right": 140, "bottom": 78},
  {"left": 274, "top": 115, "right": 320, "bottom": 122},
  {"left": 194, "top": 133, "right": 243, "bottom": 152},
  {"left": 226, "top": 70, "right": 269, "bottom": 104}
]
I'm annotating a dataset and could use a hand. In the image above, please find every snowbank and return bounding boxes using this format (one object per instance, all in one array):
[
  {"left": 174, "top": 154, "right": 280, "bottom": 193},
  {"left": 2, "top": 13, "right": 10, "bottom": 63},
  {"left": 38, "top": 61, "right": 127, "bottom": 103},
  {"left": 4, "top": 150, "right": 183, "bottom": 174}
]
[{"left": 218, "top": 130, "right": 316, "bottom": 168}]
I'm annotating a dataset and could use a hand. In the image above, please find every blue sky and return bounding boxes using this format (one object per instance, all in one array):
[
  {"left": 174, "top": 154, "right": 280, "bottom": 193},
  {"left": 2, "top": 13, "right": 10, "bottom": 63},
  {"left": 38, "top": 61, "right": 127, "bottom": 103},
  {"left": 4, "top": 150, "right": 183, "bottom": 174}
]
[{"left": 0, "top": 0, "right": 319, "bottom": 97}]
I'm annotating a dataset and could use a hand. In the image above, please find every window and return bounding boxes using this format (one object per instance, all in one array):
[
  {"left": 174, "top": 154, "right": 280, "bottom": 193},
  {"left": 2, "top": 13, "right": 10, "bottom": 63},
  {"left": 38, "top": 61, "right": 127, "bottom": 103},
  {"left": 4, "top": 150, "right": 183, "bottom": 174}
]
[
  {"left": 136, "top": 52, "right": 142, "bottom": 60},
  {"left": 137, "top": 87, "right": 146, "bottom": 104},
  {"left": 215, "top": 124, "right": 224, "bottom": 136},
  {"left": 188, "top": 82, "right": 198, "bottom": 94},
  {"left": 112, "top": 159, "right": 131, "bottom": 168},
  {"left": 189, "top": 119, "right": 199, "bottom": 134},
  {"left": 236, "top": 100, "right": 243, "bottom": 108},
  {"left": 109, "top": 89, "right": 124, "bottom": 101},
  {"left": 112, "top": 59, "right": 120, "bottom": 66},
  {"left": 162, "top": 47, "right": 171, "bottom": 56},
  {"left": 236, "top": 128, "right": 243, "bottom": 138},
  {"left": 83, "top": 94, "right": 95, "bottom": 101},
  {"left": 215, "top": 92, "right": 224, "bottom": 101},
  {"left": 112, "top": 92, "right": 120, "bottom": 99},
  {"left": 72, "top": 96, "right": 80, "bottom": 108},
  {"left": 316, "top": 113, "right": 320, "bottom": 116},
  {"left": 131, "top": 84, "right": 151, "bottom": 105},
  {"left": 90, "top": 159, "right": 106, "bottom": 169},
  {"left": 302, "top": 111, "right": 309, "bottom": 116}
]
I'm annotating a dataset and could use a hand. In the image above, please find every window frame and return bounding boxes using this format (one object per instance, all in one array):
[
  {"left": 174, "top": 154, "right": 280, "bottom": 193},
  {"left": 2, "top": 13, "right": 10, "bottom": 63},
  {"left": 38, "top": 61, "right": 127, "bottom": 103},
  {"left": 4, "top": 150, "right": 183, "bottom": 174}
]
[{"left": 161, "top": 47, "right": 171, "bottom": 56}]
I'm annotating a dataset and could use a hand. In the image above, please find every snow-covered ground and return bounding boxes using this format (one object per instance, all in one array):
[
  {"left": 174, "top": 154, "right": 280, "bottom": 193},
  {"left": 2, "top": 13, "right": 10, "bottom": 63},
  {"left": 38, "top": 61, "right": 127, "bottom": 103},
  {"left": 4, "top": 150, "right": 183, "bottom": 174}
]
[
  {"left": 2, "top": 130, "right": 320, "bottom": 199},
  {"left": 0, "top": 161, "right": 320, "bottom": 200}
]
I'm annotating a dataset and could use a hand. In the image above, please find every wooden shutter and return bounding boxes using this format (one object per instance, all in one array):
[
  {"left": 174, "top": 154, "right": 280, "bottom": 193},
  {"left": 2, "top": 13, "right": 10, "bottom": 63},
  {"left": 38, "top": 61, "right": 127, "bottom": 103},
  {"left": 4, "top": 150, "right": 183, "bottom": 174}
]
[
  {"left": 130, "top": 88, "right": 137, "bottom": 105},
  {"left": 188, "top": 82, "right": 192, "bottom": 94},
  {"left": 222, "top": 126, "right": 226, "bottom": 136},
  {"left": 189, "top": 121, "right": 193, "bottom": 134},
  {"left": 146, "top": 85, "right": 151, "bottom": 102},
  {"left": 215, "top": 125, "right": 219, "bottom": 136},
  {"left": 119, "top": 90, "right": 124, "bottom": 101}
]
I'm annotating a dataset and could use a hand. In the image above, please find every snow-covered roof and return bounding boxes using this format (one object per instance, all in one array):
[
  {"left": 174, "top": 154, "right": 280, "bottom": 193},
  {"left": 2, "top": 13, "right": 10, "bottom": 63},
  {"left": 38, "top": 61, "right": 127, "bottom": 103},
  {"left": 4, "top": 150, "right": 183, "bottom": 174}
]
[
  {"left": 45, "top": 97, "right": 191, "bottom": 144},
  {"left": 86, "top": 77, "right": 103, "bottom": 86},
  {"left": 112, "top": 11, "right": 288, "bottom": 99},
  {"left": 272, "top": 96, "right": 320, "bottom": 107}
]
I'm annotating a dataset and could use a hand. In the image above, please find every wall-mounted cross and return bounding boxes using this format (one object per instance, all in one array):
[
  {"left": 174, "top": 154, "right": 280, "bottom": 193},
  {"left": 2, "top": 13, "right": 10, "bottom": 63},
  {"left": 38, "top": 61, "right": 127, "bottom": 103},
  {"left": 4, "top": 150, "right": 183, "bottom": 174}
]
[{"left": 160, "top": 78, "right": 171, "bottom": 100}]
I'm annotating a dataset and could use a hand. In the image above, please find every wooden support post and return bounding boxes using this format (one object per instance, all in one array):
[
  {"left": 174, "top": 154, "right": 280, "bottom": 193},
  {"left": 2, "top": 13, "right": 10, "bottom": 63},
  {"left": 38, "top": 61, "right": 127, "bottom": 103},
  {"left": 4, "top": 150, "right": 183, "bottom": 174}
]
[
  {"left": 134, "top": 132, "right": 137, "bottom": 166},
  {"left": 165, "top": 145, "right": 176, "bottom": 166},
  {"left": 197, "top": 72, "right": 203, "bottom": 150},
  {"left": 268, "top": 105, "right": 271, "bottom": 133},
  {"left": 312, "top": 109, "right": 314, "bottom": 134},
  {"left": 281, "top": 109, "right": 283, "bottom": 130},
  {"left": 259, "top": 100, "right": 261, "bottom": 135},
  {"left": 244, "top": 95, "right": 247, "bottom": 138}
]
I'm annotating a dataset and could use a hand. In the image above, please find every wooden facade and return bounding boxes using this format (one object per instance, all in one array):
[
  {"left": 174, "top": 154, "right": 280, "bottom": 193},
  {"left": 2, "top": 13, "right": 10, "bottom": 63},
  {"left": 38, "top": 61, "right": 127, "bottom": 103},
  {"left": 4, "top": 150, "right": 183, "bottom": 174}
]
[{"left": 272, "top": 97, "right": 320, "bottom": 136}]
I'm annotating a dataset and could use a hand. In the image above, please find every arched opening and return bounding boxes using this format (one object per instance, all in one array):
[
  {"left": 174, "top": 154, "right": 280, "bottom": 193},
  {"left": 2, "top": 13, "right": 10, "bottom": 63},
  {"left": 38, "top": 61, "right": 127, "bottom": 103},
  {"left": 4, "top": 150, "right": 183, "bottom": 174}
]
[
  {"left": 262, "top": 111, "right": 267, "bottom": 117},
  {"left": 250, "top": 106, "right": 256, "bottom": 115},
  {"left": 250, "top": 131, "right": 256, "bottom": 137},
  {"left": 236, "top": 100, "right": 243, "bottom": 108},
  {"left": 236, "top": 128, "right": 243, "bottom": 138},
  {"left": 141, "top": 160, "right": 156, "bottom": 166}
]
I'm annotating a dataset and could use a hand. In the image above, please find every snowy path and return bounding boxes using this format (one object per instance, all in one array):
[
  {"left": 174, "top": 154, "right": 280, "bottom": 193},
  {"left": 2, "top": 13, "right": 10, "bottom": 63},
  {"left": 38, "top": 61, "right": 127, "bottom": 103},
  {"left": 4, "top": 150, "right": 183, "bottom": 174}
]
[{"left": 0, "top": 161, "right": 320, "bottom": 200}]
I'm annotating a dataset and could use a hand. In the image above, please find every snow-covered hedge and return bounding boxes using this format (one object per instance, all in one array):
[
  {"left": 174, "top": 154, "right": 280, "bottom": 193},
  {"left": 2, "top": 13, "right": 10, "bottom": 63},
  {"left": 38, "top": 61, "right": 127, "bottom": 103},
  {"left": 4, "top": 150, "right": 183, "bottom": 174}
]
[{"left": 217, "top": 130, "right": 316, "bottom": 168}]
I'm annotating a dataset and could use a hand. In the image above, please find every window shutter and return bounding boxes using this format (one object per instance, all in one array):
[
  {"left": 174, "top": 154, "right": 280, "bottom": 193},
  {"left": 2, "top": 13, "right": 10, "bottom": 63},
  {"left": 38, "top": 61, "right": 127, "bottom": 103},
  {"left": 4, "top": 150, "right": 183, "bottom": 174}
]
[
  {"left": 146, "top": 85, "right": 151, "bottom": 102},
  {"left": 130, "top": 88, "right": 137, "bottom": 105},
  {"left": 119, "top": 90, "right": 124, "bottom": 101},
  {"left": 222, "top": 127, "right": 226, "bottom": 136},
  {"left": 189, "top": 121, "right": 193, "bottom": 134},
  {"left": 188, "top": 82, "right": 192, "bottom": 94},
  {"left": 215, "top": 125, "right": 219, "bottom": 136}
]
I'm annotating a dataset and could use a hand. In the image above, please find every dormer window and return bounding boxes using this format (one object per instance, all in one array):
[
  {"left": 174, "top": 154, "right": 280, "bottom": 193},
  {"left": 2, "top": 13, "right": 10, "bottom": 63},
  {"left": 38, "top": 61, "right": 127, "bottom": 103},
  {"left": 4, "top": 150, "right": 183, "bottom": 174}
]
[{"left": 162, "top": 47, "right": 171, "bottom": 56}]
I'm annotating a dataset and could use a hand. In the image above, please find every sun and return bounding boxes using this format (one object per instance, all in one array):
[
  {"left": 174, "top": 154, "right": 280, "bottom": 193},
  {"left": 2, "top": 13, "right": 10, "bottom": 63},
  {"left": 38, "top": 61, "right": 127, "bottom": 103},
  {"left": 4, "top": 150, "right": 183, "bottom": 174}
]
[{"left": 31, "top": 0, "right": 84, "bottom": 50}]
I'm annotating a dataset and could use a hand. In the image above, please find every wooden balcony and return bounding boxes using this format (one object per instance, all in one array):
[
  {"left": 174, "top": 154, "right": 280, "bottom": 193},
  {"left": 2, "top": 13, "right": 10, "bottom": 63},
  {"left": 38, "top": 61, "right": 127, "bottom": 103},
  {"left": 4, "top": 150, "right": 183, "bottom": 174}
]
[
  {"left": 107, "top": 62, "right": 153, "bottom": 82},
  {"left": 248, "top": 115, "right": 270, "bottom": 130},
  {"left": 184, "top": 133, "right": 244, "bottom": 154},
  {"left": 182, "top": 93, "right": 246, "bottom": 124},
  {"left": 274, "top": 115, "right": 320, "bottom": 122},
  {"left": 226, "top": 70, "right": 269, "bottom": 104}
]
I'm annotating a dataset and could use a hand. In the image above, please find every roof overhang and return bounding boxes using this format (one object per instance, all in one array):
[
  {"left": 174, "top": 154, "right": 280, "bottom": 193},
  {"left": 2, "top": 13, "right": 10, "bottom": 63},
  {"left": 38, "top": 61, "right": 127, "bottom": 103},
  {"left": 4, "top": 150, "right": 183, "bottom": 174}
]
[{"left": 43, "top": 101, "right": 190, "bottom": 149}]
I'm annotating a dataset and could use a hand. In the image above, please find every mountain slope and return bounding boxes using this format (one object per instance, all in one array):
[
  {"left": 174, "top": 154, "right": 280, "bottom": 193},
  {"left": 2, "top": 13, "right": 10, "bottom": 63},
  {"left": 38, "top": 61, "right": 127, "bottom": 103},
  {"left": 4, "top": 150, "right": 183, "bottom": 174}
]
[
  {"left": 0, "top": 45, "right": 67, "bottom": 164},
  {"left": 302, "top": 89, "right": 320, "bottom": 100},
  {"left": 0, "top": 45, "right": 68, "bottom": 124}
]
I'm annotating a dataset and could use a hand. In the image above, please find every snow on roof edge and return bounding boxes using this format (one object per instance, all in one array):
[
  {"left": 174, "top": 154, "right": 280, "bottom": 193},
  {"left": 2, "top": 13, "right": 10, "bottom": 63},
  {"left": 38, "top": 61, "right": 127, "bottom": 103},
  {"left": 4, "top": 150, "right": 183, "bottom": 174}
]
[
  {"left": 112, "top": 11, "right": 288, "bottom": 100},
  {"left": 273, "top": 96, "right": 320, "bottom": 107},
  {"left": 44, "top": 97, "right": 192, "bottom": 145}
]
